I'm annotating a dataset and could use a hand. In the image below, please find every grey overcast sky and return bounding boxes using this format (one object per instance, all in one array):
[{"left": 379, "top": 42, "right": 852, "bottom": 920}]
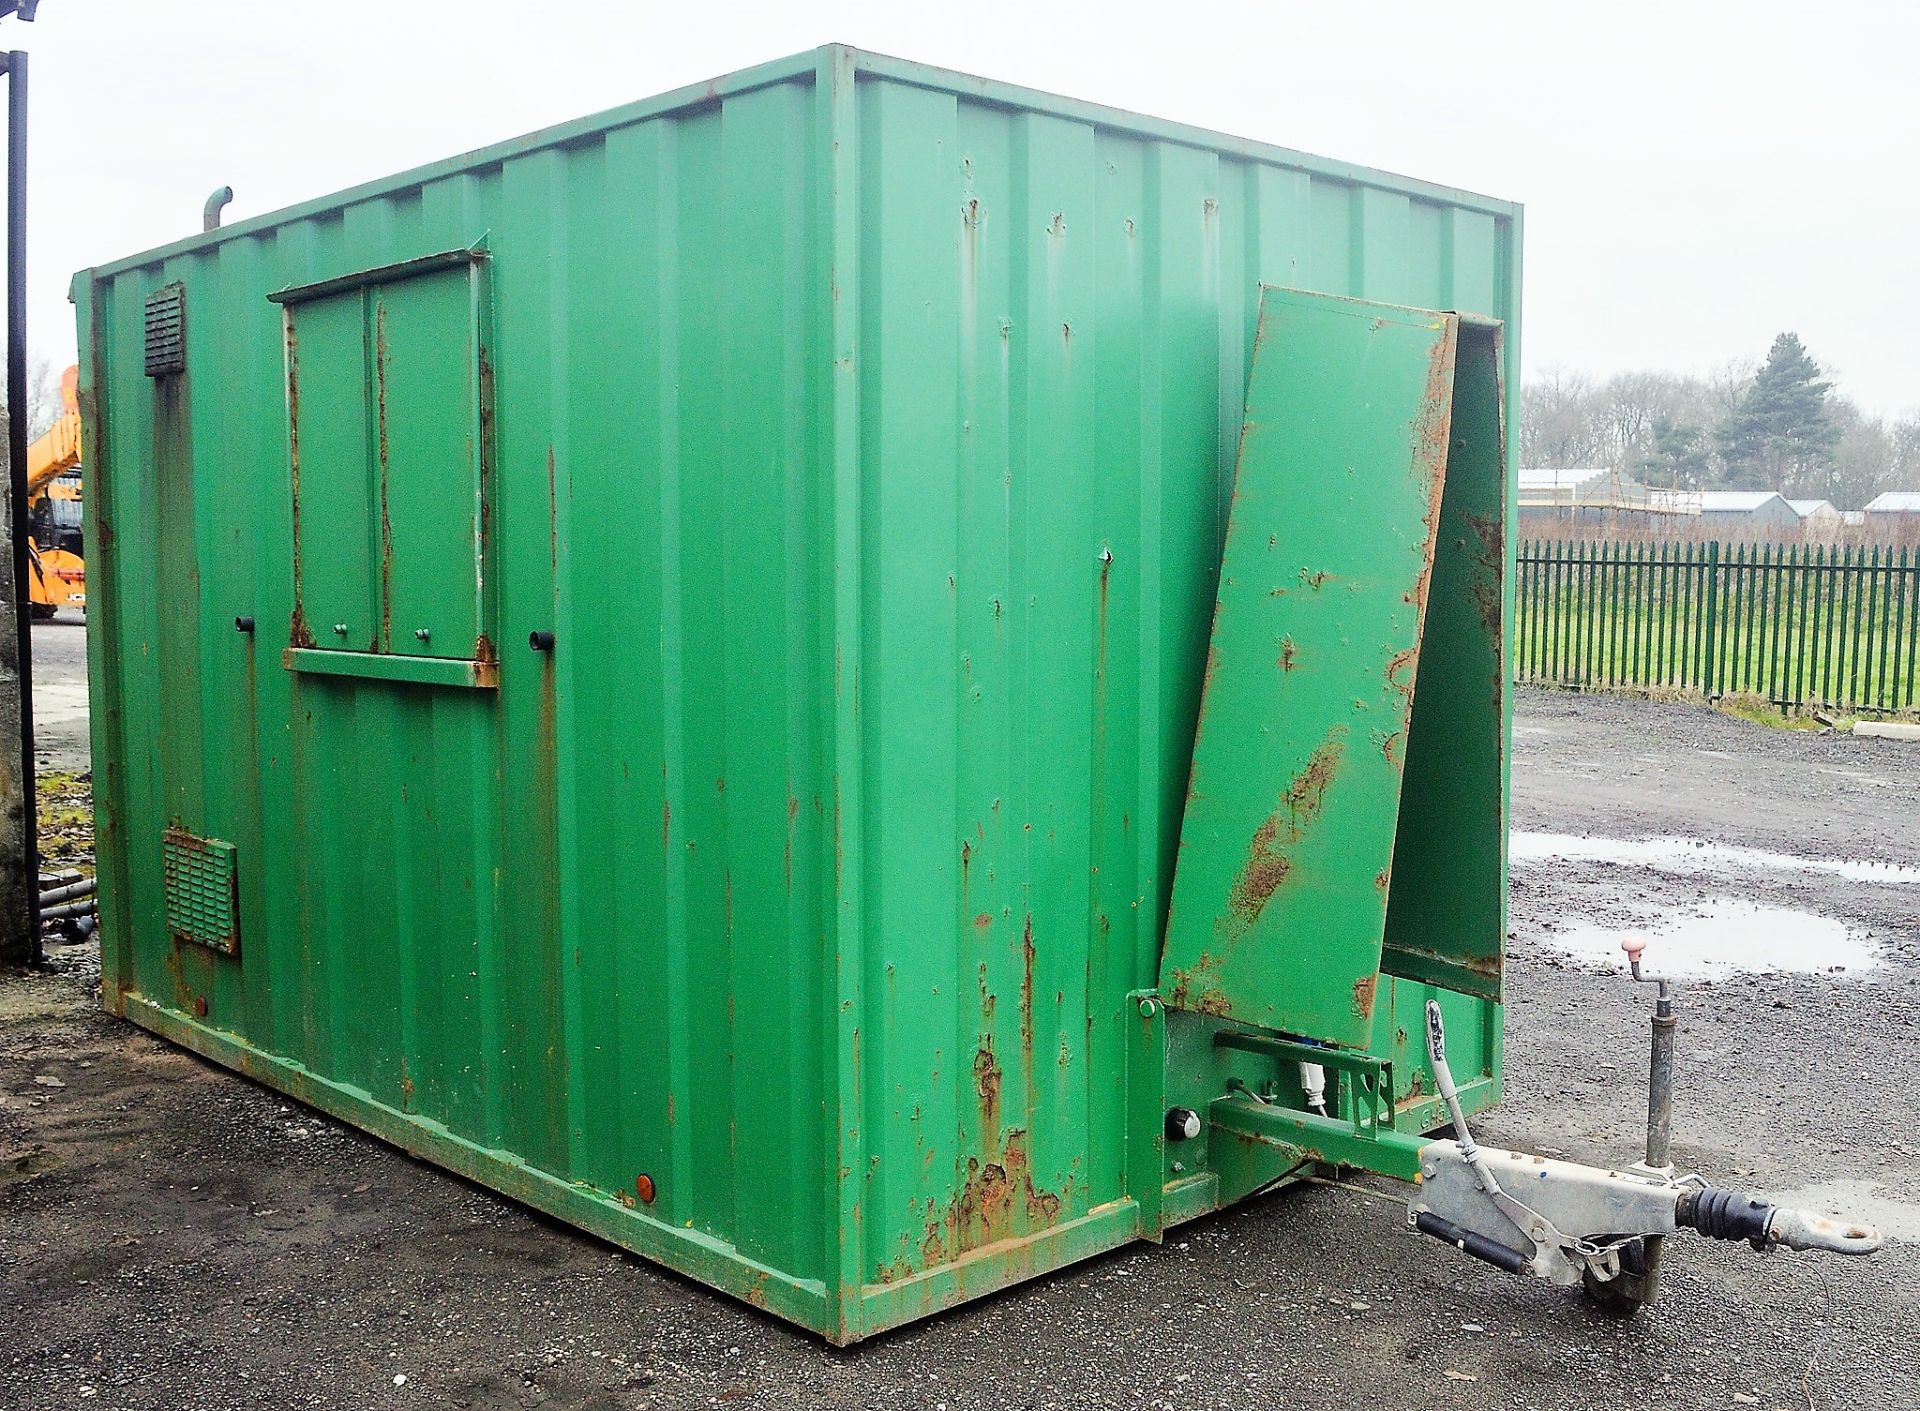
[{"left": 19, "top": 0, "right": 1919, "bottom": 413}]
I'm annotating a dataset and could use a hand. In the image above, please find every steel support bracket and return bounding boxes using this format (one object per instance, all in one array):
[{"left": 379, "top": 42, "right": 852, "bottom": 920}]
[
  {"left": 1125, "top": 990, "right": 1167, "bottom": 1240},
  {"left": 1208, "top": 1093, "right": 1427, "bottom": 1184},
  {"left": 1214, "top": 1028, "right": 1397, "bottom": 1134}
]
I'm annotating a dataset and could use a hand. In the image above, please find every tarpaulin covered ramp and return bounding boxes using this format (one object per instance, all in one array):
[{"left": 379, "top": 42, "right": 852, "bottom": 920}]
[{"left": 1160, "top": 286, "right": 1509, "bottom": 1051}]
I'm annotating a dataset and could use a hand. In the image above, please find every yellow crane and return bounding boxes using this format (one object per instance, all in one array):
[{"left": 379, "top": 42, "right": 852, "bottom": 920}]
[{"left": 25, "top": 363, "right": 82, "bottom": 618}]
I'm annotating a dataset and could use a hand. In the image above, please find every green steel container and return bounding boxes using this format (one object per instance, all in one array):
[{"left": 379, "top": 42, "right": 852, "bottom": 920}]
[{"left": 76, "top": 46, "right": 1521, "bottom": 1342}]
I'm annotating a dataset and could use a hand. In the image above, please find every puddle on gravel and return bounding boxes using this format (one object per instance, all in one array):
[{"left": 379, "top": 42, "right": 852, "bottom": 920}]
[
  {"left": 1548, "top": 898, "right": 1880, "bottom": 978},
  {"left": 1511, "top": 831, "right": 1920, "bottom": 885}
]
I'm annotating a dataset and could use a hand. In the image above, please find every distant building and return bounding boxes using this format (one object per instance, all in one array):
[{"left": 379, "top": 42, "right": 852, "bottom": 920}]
[
  {"left": 1695, "top": 490, "right": 1799, "bottom": 532},
  {"left": 1647, "top": 488, "right": 1705, "bottom": 516},
  {"left": 1518, "top": 467, "right": 1699, "bottom": 531},
  {"left": 1863, "top": 491, "right": 1920, "bottom": 525},
  {"left": 1786, "top": 498, "right": 1842, "bottom": 523}
]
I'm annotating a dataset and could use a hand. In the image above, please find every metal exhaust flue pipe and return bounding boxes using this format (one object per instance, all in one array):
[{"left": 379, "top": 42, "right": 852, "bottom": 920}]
[{"left": 203, "top": 185, "right": 233, "bottom": 232}]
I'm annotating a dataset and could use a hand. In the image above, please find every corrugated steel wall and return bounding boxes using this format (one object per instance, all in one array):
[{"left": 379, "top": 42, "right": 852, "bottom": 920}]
[
  {"left": 80, "top": 46, "right": 1518, "bottom": 1339},
  {"left": 844, "top": 69, "right": 1515, "bottom": 1293},
  {"left": 83, "top": 69, "right": 838, "bottom": 1307}
]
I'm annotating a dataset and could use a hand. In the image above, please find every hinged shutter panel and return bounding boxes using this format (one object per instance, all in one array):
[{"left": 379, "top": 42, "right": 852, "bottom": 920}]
[
  {"left": 1158, "top": 287, "right": 1461, "bottom": 1048},
  {"left": 282, "top": 254, "right": 490, "bottom": 667},
  {"left": 288, "top": 290, "right": 377, "bottom": 651},
  {"left": 374, "top": 269, "right": 486, "bottom": 658}
]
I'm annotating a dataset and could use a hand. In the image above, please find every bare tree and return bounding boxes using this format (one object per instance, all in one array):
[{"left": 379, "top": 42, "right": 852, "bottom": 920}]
[
  {"left": 1704, "top": 358, "right": 1757, "bottom": 425},
  {"left": 1519, "top": 366, "right": 1602, "bottom": 467},
  {"left": 0, "top": 357, "right": 67, "bottom": 444},
  {"left": 1892, "top": 413, "right": 1920, "bottom": 488},
  {"left": 1826, "top": 398, "right": 1893, "bottom": 508}
]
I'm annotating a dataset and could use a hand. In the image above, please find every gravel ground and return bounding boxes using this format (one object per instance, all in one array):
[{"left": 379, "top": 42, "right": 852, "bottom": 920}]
[{"left": 2, "top": 688, "right": 1916, "bottom": 1410}]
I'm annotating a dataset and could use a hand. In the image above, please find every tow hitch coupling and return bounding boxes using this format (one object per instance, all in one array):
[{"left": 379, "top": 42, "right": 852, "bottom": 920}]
[{"left": 1408, "top": 955, "right": 1881, "bottom": 1312}]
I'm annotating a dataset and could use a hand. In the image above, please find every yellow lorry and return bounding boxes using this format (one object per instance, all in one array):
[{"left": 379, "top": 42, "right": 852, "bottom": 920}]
[{"left": 26, "top": 364, "right": 83, "bottom": 619}]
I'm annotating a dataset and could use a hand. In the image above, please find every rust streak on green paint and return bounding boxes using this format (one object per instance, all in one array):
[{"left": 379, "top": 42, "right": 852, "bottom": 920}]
[{"left": 1223, "top": 726, "right": 1346, "bottom": 940}]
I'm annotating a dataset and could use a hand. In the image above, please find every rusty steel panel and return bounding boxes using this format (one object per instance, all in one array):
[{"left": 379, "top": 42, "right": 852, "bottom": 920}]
[
  {"left": 1158, "top": 289, "right": 1473, "bottom": 1045},
  {"left": 1382, "top": 317, "right": 1510, "bottom": 1000},
  {"left": 75, "top": 45, "right": 1519, "bottom": 1343}
]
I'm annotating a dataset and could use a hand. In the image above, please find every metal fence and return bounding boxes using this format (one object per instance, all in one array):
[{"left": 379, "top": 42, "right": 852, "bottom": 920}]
[{"left": 1516, "top": 540, "right": 1920, "bottom": 714}]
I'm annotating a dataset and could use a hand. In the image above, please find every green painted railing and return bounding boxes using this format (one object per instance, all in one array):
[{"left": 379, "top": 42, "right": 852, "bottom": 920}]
[{"left": 1516, "top": 540, "right": 1920, "bottom": 714}]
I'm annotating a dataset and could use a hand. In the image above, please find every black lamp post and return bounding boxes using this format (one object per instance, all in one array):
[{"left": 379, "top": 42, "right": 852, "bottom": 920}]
[{"left": 2, "top": 0, "right": 39, "bottom": 963}]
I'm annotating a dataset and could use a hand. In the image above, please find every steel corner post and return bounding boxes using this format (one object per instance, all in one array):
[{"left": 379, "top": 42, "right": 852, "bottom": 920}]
[{"left": 1125, "top": 992, "right": 1167, "bottom": 1241}]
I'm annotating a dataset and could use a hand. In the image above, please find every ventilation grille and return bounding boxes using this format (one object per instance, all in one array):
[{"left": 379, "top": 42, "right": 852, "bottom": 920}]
[
  {"left": 144, "top": 283, "right": 186, "bottom": 376},
  {"left": 162, "top": 827, "right": 238, "bottom": 956}
]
